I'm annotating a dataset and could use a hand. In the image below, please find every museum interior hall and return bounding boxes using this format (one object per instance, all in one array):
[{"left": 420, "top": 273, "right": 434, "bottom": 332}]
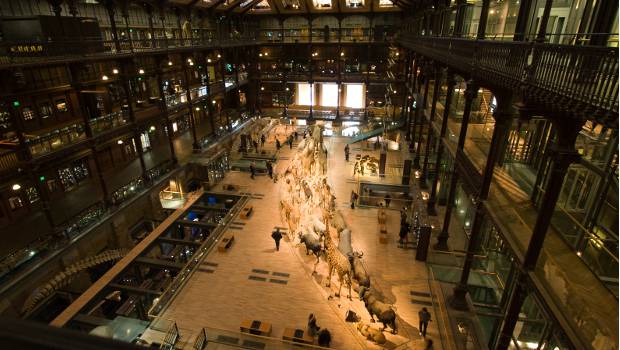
[{"left": 0, "top": 0, "right": 617, "bottom": 349}]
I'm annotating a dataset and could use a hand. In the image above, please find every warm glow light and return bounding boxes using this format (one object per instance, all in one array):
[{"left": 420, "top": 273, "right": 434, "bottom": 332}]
[
  {"left": 101, "top": 75, "right": 109, "bottom": 81},
  {"left": 207, "top": 58, "right": 212, "bottom": 63},
  {"left": 259, "top": 53, "right": 263, "bottom": 57},
  {"left": 340, "top": 52, "right": 344, "bottom": 57},
  {"left": 285, "top": 87, "right": 290, "bottom": 91},
  {"left": 320, "top": 83, "right": 338, "bottom": 107},
  {"left": 195, "top": 107, "right": 200, "bottom": 111},
  {"left": 345, "top": 83, "right": 365, "bottom": 108},
  {"left": 112, "top": 68, "right": 119, "bottom": 74},
  {"left": 217, "top": 54, "right": 221, "bottom": 58},
  {"left": 296, "top": 83, "right": 313, "bottom": 105},
  {"left": 212, "top": 100, "right": 216, "bottom": 104},
  {"left": 11, "top": 184, "right": 20, "bottom": 191},
  {"left": 261, "top": 86, "right": 265, "bottom": 91},
  {"left": 168, "top": 61, "right": 173, "bottom": 66},
  {"left": 138, "top": 69, "right": 145, "bottom": 74},
  {"left": 117, "top": 140, "right": 123, "bottom": 145}
]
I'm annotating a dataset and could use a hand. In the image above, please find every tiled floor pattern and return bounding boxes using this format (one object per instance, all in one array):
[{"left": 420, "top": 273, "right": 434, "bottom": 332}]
[{"left": 161, "top": 131, "right": 441, "bottom": 350}]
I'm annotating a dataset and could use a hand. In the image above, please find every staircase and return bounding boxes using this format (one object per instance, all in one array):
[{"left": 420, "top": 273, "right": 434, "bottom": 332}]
[{"left": 347, "top": 119, "right": 405, "bottom": 144}]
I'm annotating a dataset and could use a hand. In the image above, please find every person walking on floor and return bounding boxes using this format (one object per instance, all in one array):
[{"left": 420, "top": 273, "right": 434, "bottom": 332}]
[
  {"left": 271, "top": 228, "right": 282, "bottom": 251},
  {"left": 307, "top": 314, "right": 320, "bottom": 336},
  {"left": 253, "top": 140, "right": 259, "bottom": 153},
  {"left": 350, "top": 190, "right": 358, "bottom": 209},
  {"left": 266, "top": 160, "right": 273, "bottom": 179},
  {"left": 288, "top": 135, "right": 293, "bottom": 149},
  {"left": 249, "top": 161, "right": 256, "bottom": 180},
  {"left": 260, "top": 134, "right": 266, "bottom": 148},
  {"left": 399, "top": 221, "right": 410, "bottom": 248},
  {"left": 294, "top": 131, "right": 298, "bottom": 140},
  {"left": 344, "top": 144, "right": 350, "bottom": 162},
  {"left": 384, "top": 194, "right": 392, "bottom": 208},
  {"left": 418, "top": 307, "right": 432, "bottom": 337}
]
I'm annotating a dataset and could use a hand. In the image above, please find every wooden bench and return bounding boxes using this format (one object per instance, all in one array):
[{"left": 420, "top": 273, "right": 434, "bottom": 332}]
[
  {"left": 240, "top": 320, "right": 272, "bottom": 336},
  {"left": 239, "top": 205, "right": 254, "bottom": 219},
  {"left": 218, "top": 233, "right": 235, "bottom": 252},
  {"left": 282, "top": 327, "right": 314, "bottom": 345}
]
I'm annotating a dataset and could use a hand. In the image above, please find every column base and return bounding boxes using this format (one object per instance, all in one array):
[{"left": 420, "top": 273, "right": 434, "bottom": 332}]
[
  {"left": 449, "top": 284, "right": 470, "bottom": 311},
  {"left": 426, "top": 201, "right": 437, "bottom": 216},
  {"left": 434, "top": 232, "right": 449, "bottom": 251},
  {"left": 419, "top": 176, "right": 428, "bottom": 189},
  {"left": 413, "top": 157, "right": 421, "bottom": 169}
]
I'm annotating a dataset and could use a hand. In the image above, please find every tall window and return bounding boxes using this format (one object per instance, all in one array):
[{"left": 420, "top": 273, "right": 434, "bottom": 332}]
[
  {"left": 320, "top": 83, "right": 338, "bottom": 107},
  {"left": 296, "top": 83, "right": 313, "bottom": 105},
  {"left": 345, "top": 84, "right": 365, "bottom": 108}
]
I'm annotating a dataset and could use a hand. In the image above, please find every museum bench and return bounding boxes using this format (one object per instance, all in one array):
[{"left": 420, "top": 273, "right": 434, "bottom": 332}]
[
  {"left": 218, "top": 233, "right": 235, "bottom": 252},
  {"left": 282, "top": 327, "right": 314, "bottom": 345},
  {"left": 240, "top": 319, "right": 272, "bottom": 336},
  {"left": 239, "top": 205, "right": 254, "bottom": 219}
]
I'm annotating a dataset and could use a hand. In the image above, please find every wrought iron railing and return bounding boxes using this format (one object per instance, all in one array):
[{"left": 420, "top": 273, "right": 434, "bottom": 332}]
[{"left": 398, "top": 35, "right": 619, "bottom": 116}]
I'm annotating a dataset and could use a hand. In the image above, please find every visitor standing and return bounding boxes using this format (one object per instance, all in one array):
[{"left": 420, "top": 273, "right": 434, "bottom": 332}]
[
  {"left": 249, "top": 161, "right": 256, "bottom": 180},
  {"left": 399, "top": 221, "right": 410, "bottom": 248},
  {"left": 317, "top": 329, "right": 331, "bottom": 347},
  {"left": 384, "top": 194, "right": 392, "bottom": 208},
  {"left": 350, "top": 190, "right": 358, "bottom": 209},
  {"left": 307, "top": 314, "right": 321, "bottom": 336},
  {"left": 260, "top": 134, "right": 266, "bottom": 148},
  {"left": 344, "top": 144, "right": 350, "bottom": 162},
  {"left": 288, "top": 135, "right": 293, "bottom": 149},
  {"left": 418, "top": 307, "right": 432, "bottom": 337},
  {"left": 266, "top": 160, "right": 273, "bottom": 179},
  {"left": 271, "top": 228, "right": 282, "bottom": 251}
]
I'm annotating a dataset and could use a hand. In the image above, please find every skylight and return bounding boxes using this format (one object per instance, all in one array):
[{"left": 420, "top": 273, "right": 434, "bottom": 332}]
[{"left": 313, "top": 0, "right": 332, "bottom": 9}]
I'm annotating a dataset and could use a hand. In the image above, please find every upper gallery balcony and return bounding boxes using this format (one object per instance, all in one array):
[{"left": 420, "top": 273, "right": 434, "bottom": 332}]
[{"left": 398, "top": 32, "right": 619, "bottom": 122}]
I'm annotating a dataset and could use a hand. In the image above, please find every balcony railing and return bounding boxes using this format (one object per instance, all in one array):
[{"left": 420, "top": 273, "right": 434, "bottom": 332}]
[
  {"left": 0, "top": 35, "right": 259, "bottom": 67},
  {"left": 26, "top": 123, "right": 87, "bottom": 157},
  {"left": 89, "top": 111, "right": 128, "bottom": 135},
  {"left": 398, "top": 34, "right": 619, "bottom": 117}
]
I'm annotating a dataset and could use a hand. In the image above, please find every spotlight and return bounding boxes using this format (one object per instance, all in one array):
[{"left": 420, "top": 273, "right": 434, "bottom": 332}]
[
  {"left": 11, "top": 184, "right": 20, "bottom": 191},
  {"left": 101, "top": 75, "right": 109, "bottom": 81},
  {"left": 112, "top": 68, "right": 119, "bottom": 74}
]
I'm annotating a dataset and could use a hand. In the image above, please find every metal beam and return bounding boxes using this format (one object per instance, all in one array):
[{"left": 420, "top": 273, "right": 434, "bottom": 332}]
[
  {"left": 108, "top": 283, "right": 162, "bottom": 296},
  {"left": 156, "top": 236, "right": 203, "bottom": 246},
  {"left": 239, "top": 0, "right": 262, "bottom": 14},
  {"left": 175, "top": 219, "right": 219, "bottom": 228},
  {"left": 207, "top": 0, "right": 228, "bottom": 9},
  {"left": 226, "top": 0, "right": 245, "bottom": 12},
  {"left": 134, "top": 257, "right": 185, "bottom": 270}
]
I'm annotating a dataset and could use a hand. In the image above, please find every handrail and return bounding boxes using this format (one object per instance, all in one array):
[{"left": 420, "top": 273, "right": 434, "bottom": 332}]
[{"left": 398, "top": 34, "right": 619, "bottom": 119}]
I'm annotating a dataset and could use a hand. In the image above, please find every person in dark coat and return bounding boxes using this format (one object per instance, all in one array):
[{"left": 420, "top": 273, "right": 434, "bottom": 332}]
[
  {"left": 266, "top": 160, "right": 273, "bottom": 179},
  {"left": 276, "top": 138, "right": 281, "bottom": 151},
  {"left": 307, "top": 314, "right": 320, "bottom": 336},
  {"left": 317, "top": 328, "right": 331, "bottom": 347},
  {"left": 344, "top": 144, "right": 350, "bottom": 162},
  {"left": 418, "top": 307, "right": 431, "bottom": 337},
  {"left": 350, "top": 191, "right": 358, "bottom": 209},
  {"left": 260, "top": 134, "right": 266, "bottom": 148},
  {"left": 288, "top": 135, "right": 293, "bottom": 149},
  {"left": 399, "top": 221, "right": 410, "bottom": 248},
  {"left": 271, "top": 228, "right": 282, "bottom": 251},
  {"left": 384, "top": 194, "right": 392, "bottom": 207},
  {"left": 249, "top": 161, "right": 256, "bottom": 180},
  {"left": 294, "top": 131, "right": 298, "bottom": 140}
]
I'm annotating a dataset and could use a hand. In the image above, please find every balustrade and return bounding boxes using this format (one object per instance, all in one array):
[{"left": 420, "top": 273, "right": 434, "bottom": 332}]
[{"left": 398, "top": 35, "right": 619, "bottom": 116}]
